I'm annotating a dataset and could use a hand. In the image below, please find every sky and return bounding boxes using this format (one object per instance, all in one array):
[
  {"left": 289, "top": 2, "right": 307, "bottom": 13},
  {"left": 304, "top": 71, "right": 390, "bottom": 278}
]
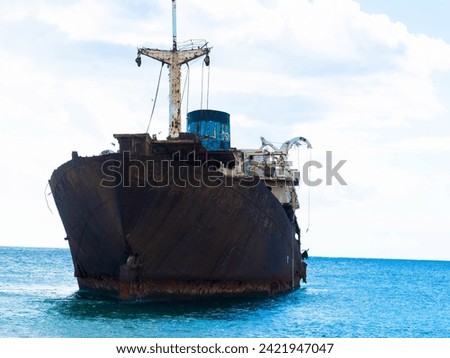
[{"left": 0, "top": 0, "right": 449, "bottom": 261}]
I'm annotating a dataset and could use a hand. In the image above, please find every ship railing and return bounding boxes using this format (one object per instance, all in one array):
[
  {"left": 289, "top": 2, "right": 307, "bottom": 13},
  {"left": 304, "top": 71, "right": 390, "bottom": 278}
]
[
  {"left": 241, "top": 150, "right": 297, "bottom": 177},
  {"left": 177, "top": 39, "right": 209, "bottom": 51}
]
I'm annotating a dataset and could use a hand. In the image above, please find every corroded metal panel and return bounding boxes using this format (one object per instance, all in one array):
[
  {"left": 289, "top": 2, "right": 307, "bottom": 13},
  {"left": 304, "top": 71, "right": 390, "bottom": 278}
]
[{"left": 50, "top": 140, "right": 306, "bottom": 300}]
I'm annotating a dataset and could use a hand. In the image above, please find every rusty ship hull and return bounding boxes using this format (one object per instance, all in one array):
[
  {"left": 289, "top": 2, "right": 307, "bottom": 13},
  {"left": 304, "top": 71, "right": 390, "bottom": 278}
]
[
  {"left": 49, "top": 137, "right": 307, "bottom": 300},
  {"left": 49, "top": 1, "right": 311, "bottom": 301}
]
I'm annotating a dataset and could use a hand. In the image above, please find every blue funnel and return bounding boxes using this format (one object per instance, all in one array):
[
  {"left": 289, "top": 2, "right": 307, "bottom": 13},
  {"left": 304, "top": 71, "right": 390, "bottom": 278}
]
[{"left": 187, "top": 109, "right": 230, "bottom": 151}]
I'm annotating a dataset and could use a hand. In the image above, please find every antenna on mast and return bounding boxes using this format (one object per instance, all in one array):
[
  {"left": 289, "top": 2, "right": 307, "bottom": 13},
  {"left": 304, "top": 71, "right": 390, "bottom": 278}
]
[
  {"left": 172, "top": 0, "right": 177, "bottom": 50},
  {"left": 135, "top": 0, "right": 211, "bottom": 138}
]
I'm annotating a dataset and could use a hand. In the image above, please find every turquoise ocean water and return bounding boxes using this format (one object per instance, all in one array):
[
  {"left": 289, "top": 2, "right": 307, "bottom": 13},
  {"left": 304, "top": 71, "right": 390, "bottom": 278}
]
[{"left": 0, "top": 246, "right": 448, "bottom": 338}]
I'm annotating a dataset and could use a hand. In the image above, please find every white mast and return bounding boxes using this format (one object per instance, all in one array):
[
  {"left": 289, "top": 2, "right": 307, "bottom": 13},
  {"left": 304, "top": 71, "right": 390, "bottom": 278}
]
[
  {"left": 172, "top": 0, "right": 177, "bottom": 50},
  {"left": 136, "top": 0, "right": 211, "bottom": 138}
]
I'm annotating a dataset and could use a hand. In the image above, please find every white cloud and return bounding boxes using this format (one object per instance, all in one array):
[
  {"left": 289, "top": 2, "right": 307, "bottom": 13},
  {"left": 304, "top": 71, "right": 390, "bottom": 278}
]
[
  {"left": 1, "top": 0, "right": 449, "bottom": 259},
  {"left": 384, "top": 136, "right": 450, "bottom": 153},
  {"left": 1, "top": 0, "right": 169, "bottom": 47}
]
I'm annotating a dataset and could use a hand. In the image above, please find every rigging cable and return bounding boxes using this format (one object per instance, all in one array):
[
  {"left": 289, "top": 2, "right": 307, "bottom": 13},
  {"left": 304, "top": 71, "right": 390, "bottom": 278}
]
[
  {"left": 306, "top": 148, "right": 312, "bottom": 233},
  {"left": 296, "top": 144, "right": 311, "bottom": 234},
  {"left": 44, "top": 181, "right": 53, "bottom": 215},
  {"left": 181, "top": 63, "right": 190, "bottom": 115},
  {"left": 206, "top": 57, "right": 211, "bottom": 109},
  {"left": 200, "top": 54, "right": 211, "bottom": 109},
  {"left": 145, "top": 62, "right": 164, "bottom": 133},
  {"left": 200, "top": 59, "right": 205, "bottom": 109}
]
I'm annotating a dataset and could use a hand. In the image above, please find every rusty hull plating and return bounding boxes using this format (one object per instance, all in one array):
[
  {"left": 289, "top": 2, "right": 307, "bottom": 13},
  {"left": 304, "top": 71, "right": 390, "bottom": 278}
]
[{"left": 49, "top": 134, "right": 309, "bottom": 300}]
